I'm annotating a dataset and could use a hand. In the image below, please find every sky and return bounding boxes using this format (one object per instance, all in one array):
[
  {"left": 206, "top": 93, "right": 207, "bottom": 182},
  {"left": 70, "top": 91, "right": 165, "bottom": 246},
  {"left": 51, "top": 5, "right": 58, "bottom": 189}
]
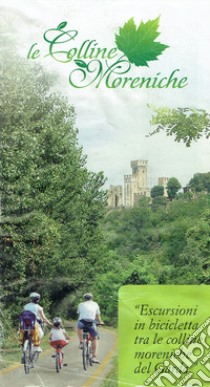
[{"left": 1, "top": 0, "right": 210, "bottom": 190}]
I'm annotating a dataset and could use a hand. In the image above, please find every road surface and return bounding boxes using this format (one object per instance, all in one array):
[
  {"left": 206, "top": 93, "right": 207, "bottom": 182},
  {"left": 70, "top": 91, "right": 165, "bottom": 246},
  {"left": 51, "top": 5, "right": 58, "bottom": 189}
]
[{"left": 0, "top": 329, "right": 117, "bottom": 387}]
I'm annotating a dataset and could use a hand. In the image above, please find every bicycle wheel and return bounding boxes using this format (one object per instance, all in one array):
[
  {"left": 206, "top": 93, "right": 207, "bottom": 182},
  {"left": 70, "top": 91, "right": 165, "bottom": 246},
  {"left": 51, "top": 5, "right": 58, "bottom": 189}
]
[
  {"left": 82, "top": 342, "right": 89, "bottom": 370},
  {"left": 23, "top": 339, "right": 31, "bottom": 374},
  {"left": 88, "top": 343, "right": 93, "bottom": 366},
  {"left": 55, "top": 352, "right": 62, "bottom": 372}
]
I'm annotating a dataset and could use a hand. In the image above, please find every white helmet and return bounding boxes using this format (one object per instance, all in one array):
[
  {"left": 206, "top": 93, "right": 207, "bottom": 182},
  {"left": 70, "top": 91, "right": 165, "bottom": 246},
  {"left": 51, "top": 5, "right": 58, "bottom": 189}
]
[
  {"left": 53, "top": 317, "right": 62, "bottom": 326},
  {"left": 83, "top": 293, "right": 93, "bottom": 301},
  {"left": 29, "top": 292, "right": 40, "bottom": 302}
]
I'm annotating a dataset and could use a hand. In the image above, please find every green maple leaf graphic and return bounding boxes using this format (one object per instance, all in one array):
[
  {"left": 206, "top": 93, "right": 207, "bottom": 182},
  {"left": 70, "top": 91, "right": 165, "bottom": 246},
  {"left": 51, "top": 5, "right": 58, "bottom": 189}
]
[{"left": 115, "top": 16, "right": 169, "bottom": 67}]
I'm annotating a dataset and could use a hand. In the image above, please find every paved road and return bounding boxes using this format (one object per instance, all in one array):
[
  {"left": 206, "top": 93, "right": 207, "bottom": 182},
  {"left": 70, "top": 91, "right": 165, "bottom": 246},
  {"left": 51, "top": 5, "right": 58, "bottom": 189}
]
[{"left": 0, "top": 329, "right": 117, "bottom": 387}]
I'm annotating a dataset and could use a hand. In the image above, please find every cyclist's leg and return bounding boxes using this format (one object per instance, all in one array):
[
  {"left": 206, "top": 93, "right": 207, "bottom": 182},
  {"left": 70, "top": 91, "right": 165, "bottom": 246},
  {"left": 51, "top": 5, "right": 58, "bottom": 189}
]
[
  {"left": 91, "top": 337, "right": 98, "bottom": 357},
  {"left": 38, "top": 323, "right": 44, "bottom": 339},
  {"left": 89, "top": 324, "right": 100, "bottom": 362},
  {"left": 77, "top": 320, "right": 85, "bottom": 348},
  {"left": 77, "top": 328, "right": 83, "bottom": 343},
  {"left": 33, "top": 322, "right": 42, "bottom": 352}
]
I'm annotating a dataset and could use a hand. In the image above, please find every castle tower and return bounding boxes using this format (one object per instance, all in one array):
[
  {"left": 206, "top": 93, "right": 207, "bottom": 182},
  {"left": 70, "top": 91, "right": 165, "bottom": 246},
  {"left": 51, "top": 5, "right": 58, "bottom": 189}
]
[
  {"left": 107, "top": 185, "right": 123, "bottom": 209},
  {"left": 158, "top": 177, "right": 170, "bottom": 196},
  {"left": 124, "top": 174, "right": 132, "bottom": 208},
  {"left": 124, "top": 160, "right": 150, "bottom": 208}
]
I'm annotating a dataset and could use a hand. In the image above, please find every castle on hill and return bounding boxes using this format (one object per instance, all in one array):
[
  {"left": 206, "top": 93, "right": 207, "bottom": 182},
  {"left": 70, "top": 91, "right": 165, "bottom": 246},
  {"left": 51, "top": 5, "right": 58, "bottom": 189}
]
[{"left": 107, "top": 160, "right": 169, "bottom": 209}]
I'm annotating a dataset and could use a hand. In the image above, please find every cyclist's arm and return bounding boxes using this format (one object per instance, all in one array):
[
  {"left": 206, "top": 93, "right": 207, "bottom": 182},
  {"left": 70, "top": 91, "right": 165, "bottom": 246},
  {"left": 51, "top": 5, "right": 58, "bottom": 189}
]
[
  {"left": 39, "top": 308, "right": 52, "bottom": 327},
  {"left": 64, "top": 330, "right": 70, "bottom": 340},
  {"left": 95, "top": 313, "right": 104, "bottom": 325}
]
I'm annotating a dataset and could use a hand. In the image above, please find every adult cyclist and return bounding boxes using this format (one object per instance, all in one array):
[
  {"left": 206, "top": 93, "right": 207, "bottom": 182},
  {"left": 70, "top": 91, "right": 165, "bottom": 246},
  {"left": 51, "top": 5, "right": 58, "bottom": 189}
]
[
  {"left": 22, "top": 292, "right": 52, "bottom": 352},
  {"left": 77, "top": 293, "right": 104, "bottom": 364}
]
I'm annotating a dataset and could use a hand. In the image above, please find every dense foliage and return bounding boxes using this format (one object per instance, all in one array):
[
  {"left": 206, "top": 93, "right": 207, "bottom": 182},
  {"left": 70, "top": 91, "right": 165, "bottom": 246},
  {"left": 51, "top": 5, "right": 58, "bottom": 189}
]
[
  {"left": 0, "top": 46, "right": 106, "bottom": 324},
  {"left": 95, "top": 192, "right": 210, "bottom": 323},
  {"left": 188, "top": 172, "right": 210, "bottom": 193}
]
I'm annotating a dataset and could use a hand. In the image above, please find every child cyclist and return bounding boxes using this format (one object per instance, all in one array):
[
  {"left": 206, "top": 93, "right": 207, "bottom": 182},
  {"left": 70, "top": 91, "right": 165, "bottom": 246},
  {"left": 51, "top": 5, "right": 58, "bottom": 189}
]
[{"left": 49, "top": 317, "right": 70, "bottom": 356}]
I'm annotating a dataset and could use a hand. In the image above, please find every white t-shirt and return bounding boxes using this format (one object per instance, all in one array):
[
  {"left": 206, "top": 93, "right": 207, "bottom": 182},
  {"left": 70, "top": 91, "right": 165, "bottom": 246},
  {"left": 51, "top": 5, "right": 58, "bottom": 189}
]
[
  {"left": 23, "top": 302, "right": 43, "bottom": 320},
  {"left": 50, "top": 327, "right": 68, "bottom": 341},
  {"left": 77, "top": 300, "right": 100, "bottom": 322}
]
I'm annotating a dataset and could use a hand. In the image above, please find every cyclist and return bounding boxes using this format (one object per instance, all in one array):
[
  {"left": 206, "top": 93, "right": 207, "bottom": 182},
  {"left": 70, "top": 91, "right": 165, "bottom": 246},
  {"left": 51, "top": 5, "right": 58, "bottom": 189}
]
[
  {"left": 21, "top": 292, "right": 52, "bottom": 352},
  {"left": 77, "top": 293, "right": 104, "bottom": 364},
  {"left": 49, "top": 317, "right": 70, "bottom": 350}
]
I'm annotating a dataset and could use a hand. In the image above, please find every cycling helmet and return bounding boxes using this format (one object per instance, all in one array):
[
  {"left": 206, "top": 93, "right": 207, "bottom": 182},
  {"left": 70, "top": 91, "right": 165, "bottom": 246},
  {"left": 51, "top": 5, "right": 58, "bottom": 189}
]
[
  {"left": 83, "top": 293, "right": 93, "bottom": 301},
  {"left": 29, "top": 292, "right": 40, "bottom": 303},
  {"left": 53, "top": 317, "right": 62, "bottom": 327}
]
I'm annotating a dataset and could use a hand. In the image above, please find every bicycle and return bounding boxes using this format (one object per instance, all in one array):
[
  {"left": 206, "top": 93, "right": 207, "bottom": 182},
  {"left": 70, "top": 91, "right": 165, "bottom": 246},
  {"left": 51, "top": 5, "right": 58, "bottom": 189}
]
[
  {"left": 82, "top": 323, "right": 104, "bottom": 371},
  {"left": 19, "top": 310, "right": 40, "bottom": 374},
  {"left": 82, "top": 327, "right": 93, "bottom": 370},
  {"left": 50, "top": 340, "right": 69, "bottom": 373}
]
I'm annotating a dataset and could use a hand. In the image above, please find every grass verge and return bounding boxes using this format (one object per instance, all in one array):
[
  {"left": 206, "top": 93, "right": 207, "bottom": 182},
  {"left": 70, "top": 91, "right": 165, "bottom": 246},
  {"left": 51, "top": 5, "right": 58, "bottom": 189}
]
[{"left": 100, "top": 355, "right": 118, "bottom": 387}]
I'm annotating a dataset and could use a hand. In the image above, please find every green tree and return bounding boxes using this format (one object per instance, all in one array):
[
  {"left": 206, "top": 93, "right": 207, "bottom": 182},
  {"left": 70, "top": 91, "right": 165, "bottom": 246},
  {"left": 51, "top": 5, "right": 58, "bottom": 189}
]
[
  {"left": 167, "top": 177, "right": 181, "bottom": 200},
  {"left": 188, "top": 172, "right": 210, "bottom": 193},
  {"left": 0, "top": 42, "right": 106, "bottom": 317},
  {"left": 147, "top": 105, "right": 210, "bottom": 146},
  {"left": 150, "top": 185, "right": 164, "bottom": 198}
]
